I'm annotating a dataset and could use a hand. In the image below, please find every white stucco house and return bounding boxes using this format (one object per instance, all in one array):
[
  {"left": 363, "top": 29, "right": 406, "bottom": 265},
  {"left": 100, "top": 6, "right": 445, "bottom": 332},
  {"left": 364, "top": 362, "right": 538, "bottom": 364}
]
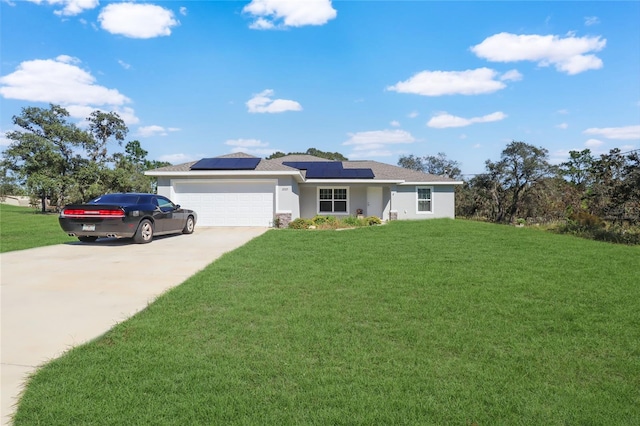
[{"left": 145, "top": 152, "right": 463, "bottom": 227}]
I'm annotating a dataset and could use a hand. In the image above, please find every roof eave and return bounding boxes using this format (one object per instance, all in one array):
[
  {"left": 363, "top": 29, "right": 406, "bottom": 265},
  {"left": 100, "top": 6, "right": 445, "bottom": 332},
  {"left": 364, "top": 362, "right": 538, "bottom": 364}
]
[
  {"left": 145, "top": 170, "right": 304, "bottom": 181},
  {"left": 399, "top": 180, "right": 464, "bottom": 185},
  {"left": 303, "top": 179, "right": 403, "bottom": 184}
]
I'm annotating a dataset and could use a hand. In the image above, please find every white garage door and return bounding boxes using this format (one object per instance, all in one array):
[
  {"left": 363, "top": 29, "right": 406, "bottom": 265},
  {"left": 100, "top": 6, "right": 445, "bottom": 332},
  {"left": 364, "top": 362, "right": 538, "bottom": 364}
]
[{"left": 173, "top": 181, "right": 274, "bottom": 227}]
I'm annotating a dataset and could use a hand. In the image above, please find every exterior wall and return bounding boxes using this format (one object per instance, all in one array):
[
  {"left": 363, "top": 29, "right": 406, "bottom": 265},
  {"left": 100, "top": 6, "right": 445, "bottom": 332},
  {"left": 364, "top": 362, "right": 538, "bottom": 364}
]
[
  {"left": 275, "top": 176, "right": 300, "bottom": 220},
  {"left": 382, "top": 187, "right": 392, "bottom": 220},
  {"left": 298, "top": 184, "right": 389, "bottom": 219},
  {"left": 391, "top": 185, "right": 456, "bottom": 220},
  {"left": 156, "top": 177, "right": 171, "bottom": 199}
]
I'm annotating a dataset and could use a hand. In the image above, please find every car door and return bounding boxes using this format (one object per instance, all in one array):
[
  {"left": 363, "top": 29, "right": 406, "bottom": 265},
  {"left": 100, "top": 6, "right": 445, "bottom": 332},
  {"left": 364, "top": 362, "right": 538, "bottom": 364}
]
[
  {"left": 156, "top": 196, "right": 182, "bottom": 232},
  {"left": 150, "top": 196, "right": 170, "bottom": 233}
]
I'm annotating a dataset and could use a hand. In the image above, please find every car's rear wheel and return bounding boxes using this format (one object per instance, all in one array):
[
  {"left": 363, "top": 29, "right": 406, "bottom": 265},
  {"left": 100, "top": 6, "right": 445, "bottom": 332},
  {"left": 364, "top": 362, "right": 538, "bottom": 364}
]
[
  {"left": 78, "top": 236, "right": 98, "bottom": 243},
  {"left": 134, "top": 219, "right": 153, "bottom": 244},
  {"left": 183, "top": 215, "right": 195, "bottom": 234}
]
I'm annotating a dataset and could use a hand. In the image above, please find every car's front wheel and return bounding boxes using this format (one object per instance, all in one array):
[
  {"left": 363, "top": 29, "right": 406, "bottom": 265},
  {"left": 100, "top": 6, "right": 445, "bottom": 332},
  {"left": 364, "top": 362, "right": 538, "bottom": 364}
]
[
  {"left": 182, "top": 215, "right": 195, "bottom": 234},
  {"left": 78, "top": 236, "right": 98, "bottom": 243},
  {"left": 134, "top": 219, "right": 154, "bottom": 244}
]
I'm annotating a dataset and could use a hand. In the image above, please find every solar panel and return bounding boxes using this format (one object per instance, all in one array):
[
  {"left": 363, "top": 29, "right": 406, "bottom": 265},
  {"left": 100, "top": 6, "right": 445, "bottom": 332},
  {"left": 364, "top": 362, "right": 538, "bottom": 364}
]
[
  {"left": 191, "top": 157, "right": 261, "bottom": 170},
  {"left": 283, "top": 161, "right": 374, "bottom": 179}
]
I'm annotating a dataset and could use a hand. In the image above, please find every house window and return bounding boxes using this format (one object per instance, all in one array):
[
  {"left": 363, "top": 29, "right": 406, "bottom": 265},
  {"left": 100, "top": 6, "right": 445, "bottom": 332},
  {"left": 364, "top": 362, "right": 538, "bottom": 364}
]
[
  {"left": 318, "top": 187, "right": 348, "bottom": 214},
  {"left": 417, "top": 187, "right": 432, "bottom": 213}
]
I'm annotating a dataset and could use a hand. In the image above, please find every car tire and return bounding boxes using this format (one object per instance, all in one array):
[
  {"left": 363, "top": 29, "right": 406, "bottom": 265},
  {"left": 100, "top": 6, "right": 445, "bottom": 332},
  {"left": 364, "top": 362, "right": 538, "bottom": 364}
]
[
  {"left": 134, "top": 219, "right": 154, "bottom": 244},
  {"left": 78, "top": 236, "right": 98, "bottom": 243},
  {"left": 182, "top": 215, "right": 195, "bottom": 234}
]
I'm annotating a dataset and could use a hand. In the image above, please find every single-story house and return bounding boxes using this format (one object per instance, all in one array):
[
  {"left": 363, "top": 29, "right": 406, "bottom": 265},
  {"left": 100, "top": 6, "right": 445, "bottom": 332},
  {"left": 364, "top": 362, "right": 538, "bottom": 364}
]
[{"left": 145, "top": 153, "right": 463, "bottom": 227}]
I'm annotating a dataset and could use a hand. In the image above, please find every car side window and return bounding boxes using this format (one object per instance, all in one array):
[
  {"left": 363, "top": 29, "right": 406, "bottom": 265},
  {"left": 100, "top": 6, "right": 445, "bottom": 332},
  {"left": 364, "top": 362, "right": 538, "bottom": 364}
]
[{"left": 157, "top": 196, "right": 175, "bottom": 211}]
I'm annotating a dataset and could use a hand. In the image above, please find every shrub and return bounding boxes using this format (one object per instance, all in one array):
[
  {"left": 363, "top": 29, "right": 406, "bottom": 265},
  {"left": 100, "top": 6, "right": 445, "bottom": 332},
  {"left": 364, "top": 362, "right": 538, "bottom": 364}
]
[
  {"left": 365, "top": 216, "right": 382, "bottom": 226},
  {"left": 312, "top": 215, "right": 340, "bottom": 229},
  {"left": 341, "top": 216, "right": 366, "bottom": 227},
  {"left": 288, "top": 218, "right": 313, "bottom": 229},
  {"left": 568, "top": 211, "right": 604, "bottom": 229}
]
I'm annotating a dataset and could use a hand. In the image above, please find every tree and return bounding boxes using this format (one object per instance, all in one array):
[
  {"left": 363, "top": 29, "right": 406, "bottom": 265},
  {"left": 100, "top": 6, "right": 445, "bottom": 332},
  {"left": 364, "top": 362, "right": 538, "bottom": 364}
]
[
  {"left": 108, "top": 141, "right": 172, "bottom": 194},
  {"left": 266, "top": 148, "right": 348, "bottom": 161},
  {"left": 473, "top": 141, "right": 553, "bottom": 223},
  {"left": 397, "top": 154, "right": 424, "bottom": 172},
  {"left": 559, "top": 149, "right": 595, "bottom": 187},
  {"left": 86, "top": 110, "right": 128, "bottom": 162},
  {"left": 2, "top": 104, "right": 93, "bottom": 211},
  {"left": 397, "top": 152, "right": 462, "bottom": 179}
]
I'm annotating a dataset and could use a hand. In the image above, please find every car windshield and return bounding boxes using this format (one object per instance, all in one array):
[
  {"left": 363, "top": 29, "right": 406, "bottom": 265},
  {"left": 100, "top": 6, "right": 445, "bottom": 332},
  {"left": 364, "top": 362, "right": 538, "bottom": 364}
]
[{"left": 89, "top": 194, "right": 142, "bottom": 204}]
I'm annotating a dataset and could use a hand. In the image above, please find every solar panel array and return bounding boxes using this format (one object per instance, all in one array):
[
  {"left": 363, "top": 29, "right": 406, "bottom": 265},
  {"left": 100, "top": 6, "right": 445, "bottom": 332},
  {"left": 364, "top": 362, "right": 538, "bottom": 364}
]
[
  {"left": 190, "top": 157, "right": 261, "bottom": 170},
  {"left": 283, "top": 161, "right": 375, "bottom": 179}
]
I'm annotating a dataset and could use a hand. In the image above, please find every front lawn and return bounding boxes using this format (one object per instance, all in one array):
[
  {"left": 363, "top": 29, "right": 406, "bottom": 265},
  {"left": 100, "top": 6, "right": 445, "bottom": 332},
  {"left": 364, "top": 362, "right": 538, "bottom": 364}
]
[
  {"left": 0, "top": 203, "right": 69, "bottom": 253},
  {"left": 14, "top": 220, "right": 640, "bottom": 425}
]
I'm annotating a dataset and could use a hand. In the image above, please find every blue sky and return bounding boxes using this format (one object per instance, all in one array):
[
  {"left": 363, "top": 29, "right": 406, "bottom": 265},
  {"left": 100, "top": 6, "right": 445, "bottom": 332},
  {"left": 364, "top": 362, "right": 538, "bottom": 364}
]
[{"left": 1, "top": 0, "right": 639, "bottom": 175}]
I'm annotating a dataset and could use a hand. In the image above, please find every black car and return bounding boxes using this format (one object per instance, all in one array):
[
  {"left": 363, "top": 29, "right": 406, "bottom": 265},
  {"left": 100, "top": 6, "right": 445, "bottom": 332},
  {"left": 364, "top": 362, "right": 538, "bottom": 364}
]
[{"left": 59, "top": 193, "right": 197, "bottom": 244}]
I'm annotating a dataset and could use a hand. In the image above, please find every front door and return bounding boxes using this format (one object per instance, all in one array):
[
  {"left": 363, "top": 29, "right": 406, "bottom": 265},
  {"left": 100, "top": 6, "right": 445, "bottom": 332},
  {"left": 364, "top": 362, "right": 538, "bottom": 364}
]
[{"left": 366, "top": 187, "right": 383, "bottom": 218}]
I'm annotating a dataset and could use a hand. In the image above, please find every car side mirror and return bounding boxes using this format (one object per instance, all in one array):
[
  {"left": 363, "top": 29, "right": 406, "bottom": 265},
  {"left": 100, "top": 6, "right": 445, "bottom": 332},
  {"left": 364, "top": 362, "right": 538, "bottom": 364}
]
[{"left": 175, "top": 204, "right": 180, "bottom": 210}]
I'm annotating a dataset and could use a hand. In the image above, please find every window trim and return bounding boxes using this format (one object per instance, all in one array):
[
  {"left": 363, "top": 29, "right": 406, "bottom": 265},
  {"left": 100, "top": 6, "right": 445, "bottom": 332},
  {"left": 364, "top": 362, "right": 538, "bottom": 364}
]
[
  {"left": 317, "top": 186, "right": 349, "bottom": 215},
  {"left": 416, "top": 186, "right": 433, "bottom": 214}
]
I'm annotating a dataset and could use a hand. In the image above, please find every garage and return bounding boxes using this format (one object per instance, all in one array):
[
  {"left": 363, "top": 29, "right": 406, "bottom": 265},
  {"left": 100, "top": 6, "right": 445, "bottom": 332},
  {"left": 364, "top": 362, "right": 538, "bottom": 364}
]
[{"left": 172, "top": 180, "right": 275, "bottom": 227}]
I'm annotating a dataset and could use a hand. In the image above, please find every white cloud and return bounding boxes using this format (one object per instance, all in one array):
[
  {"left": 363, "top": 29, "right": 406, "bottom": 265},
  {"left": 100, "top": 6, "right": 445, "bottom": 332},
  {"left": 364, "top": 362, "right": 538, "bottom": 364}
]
[
  {"left": 557, "top": 109, "right": 569, "bottom": 115},
  {"left": 243, "top": 0, "right": 337, "bottom": 29},
  {"left": 390, "top": 120, "right": 400, "bottom": 127},
  {"left": 500, "top": 69, "right": 523, "bottom": 81},
  {"left": 157, "top": 153, "right": 198, "bottom": 164},
  {"left": 408, "top": 111, "right": 419, "bottom": 118},
  {"left": 343, "top": 129, "right": 416, "bottom": 158},
  {"left": 0, "top": 56, "right": 137, "bottom": 122},
  {"left": 179, "top": 6, "right": 187, "bottom": 16},
  {"left": 556, "top": 122, "right": 568, "bottom": 129},
  {"left": 225, "top": 139, "right": 278, "bottom": 156},
  {"left": 99, "top": 3, "right": 179, "bottom": 39},
  {"left": 27, "top": 0, "right": 99, "bottom": 16},
  {"left": 584, "top": 16, "right": 600, "bottom": 26},
  {"left": 387, "top": 68, "right": 515, "bottom": 96},
  {"left": 585, "top": 138, "right": 604, "bottom": 148},
  {"left": 246, "top": 89, "right": 302, "bottom": 113},
  {"left": 471, "top": 32, "right": 606, "bottom": 75},
  {"left": 583, "top": 125, "right": 640, "bottom": 140},
  {"left": 473, "top": 143, "right": 481, "bottom": 148},
  {"left": 136, "top": 125, "right": 179, "bottom": 137},
  {"left": 427, "top": 111, "right": 507, "bottom": 128},
  {"left": 225, "top": 138, "right": 269, "bottom": 148},
  {"left": 118, "top": 60, "right": 131, "bottom": 70}
]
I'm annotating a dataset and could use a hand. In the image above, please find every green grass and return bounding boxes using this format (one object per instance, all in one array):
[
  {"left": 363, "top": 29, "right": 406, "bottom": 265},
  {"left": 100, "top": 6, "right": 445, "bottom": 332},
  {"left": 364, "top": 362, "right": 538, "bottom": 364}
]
[
  {"left": 0, "top": 203, "right": 70, "bottom": 252},
  {"left": 13, "top": 220, "right": 640, "bottom": 425}
]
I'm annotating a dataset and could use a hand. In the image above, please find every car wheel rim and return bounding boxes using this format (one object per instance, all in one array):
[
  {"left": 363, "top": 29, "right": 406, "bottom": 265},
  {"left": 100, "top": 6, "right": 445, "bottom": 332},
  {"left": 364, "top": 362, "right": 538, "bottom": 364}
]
[
  {"left": 188, "top": 218, "right": 194, "bottom": 232},
  {"left": 142, "top": 223, "right": 152, "bottom": 240}
]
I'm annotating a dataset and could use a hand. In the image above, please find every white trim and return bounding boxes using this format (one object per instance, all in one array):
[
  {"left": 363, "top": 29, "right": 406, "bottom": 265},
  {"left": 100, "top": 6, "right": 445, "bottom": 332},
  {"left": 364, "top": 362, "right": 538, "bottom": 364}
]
[
  {"left": 401, "top": 181, "right": 463, "bottom": 186},
  {"left": 317, "top": 186, "right": 349, "bottom": 215},
  {"left": 147, "top": 170, "right": 303, "bottom": 181},
  {"left": 305, "top": 179, "right": 401, "bottom": 184},
  {"left": 416, "top": 186, "right": 434, "bottom": 214}
]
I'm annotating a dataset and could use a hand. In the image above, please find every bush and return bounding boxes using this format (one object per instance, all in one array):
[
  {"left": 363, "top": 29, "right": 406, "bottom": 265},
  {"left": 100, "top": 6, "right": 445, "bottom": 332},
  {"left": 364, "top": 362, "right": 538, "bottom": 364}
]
[
  {"left": 288, "top": 218, "right": 313, "bottom": 229},
  {"left": 341, "top": 216, "right": 366, "bottom": 227},
  {"left": 312, "top": 215, "right": 340, "bottom": 229},
  {"left": 365, "top": 216, "right": 382, "bottom": 226},
  {"left": 568, "top": 211, "right": 604, "bottom": 229}
]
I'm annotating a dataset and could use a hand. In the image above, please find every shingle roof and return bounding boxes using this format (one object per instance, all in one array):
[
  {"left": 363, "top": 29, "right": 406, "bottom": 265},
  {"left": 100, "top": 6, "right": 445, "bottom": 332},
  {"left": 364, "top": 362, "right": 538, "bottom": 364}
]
[{"left": 147, "top": 152, "right": 459, "bottom": 183}]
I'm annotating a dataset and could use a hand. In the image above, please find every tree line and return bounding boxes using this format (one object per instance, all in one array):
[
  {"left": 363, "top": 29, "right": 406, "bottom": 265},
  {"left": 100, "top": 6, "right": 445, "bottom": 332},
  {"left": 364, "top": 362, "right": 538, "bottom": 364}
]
[
  {"left": 399, "top": 141, "right": 640, "bottom": 226},
  {"left": 1, "top": 104, "right": 170, "bottom": 212}
]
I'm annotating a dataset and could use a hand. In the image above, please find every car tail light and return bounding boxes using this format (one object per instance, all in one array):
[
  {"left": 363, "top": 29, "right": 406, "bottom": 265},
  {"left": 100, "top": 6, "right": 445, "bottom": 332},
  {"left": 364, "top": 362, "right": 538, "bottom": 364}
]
[{"left": 61, "top": 208, "right": 125, "bottom": 218}]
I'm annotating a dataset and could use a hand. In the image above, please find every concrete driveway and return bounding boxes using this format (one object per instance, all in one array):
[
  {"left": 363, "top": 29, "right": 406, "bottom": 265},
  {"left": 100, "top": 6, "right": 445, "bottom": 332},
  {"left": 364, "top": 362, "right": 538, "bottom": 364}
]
[{"left": 0, "top": 227, "right": 267, "bottom": 425}]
